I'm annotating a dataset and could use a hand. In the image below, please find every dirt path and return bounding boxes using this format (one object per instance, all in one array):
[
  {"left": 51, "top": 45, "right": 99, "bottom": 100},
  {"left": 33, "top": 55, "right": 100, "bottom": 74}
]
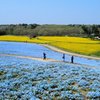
[
  {"left": 0, "top": 54, "right": 59, "bottom": 62},
  {"left": 41, "top": 44, "right": 100, "bottom": 60},
  {"left": 0, "top": 53, "right": 97, "bottom": 69}
]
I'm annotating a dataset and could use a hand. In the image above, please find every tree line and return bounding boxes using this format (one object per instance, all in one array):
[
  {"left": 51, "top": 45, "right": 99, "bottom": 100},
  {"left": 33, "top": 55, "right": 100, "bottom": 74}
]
[{"left": 0, "top": 24, "right": 100, "bottom": 39}]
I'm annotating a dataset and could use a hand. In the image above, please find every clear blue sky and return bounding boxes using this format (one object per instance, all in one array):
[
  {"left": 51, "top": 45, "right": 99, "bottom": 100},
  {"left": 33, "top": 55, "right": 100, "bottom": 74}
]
[{"left": 0, "top": 0, "right": 100, "bottom": 24}]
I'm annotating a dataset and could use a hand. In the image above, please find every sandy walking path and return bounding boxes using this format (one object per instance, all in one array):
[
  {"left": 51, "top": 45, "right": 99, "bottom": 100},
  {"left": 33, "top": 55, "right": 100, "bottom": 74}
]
[
  {"left": 41, "top": 44, "right": 100, "bottom": 60},
  {"left": 0, "top": 53, "right": 97, "bottom": 69},
  {"left": 0, "top": 54, "right": 59, "bottom": 62}
]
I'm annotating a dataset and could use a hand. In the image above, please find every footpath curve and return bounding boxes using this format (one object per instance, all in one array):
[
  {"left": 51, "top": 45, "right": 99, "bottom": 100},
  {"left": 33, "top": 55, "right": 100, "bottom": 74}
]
[{"left": 41, "top": 44, "right": 100, "bottom": 60}]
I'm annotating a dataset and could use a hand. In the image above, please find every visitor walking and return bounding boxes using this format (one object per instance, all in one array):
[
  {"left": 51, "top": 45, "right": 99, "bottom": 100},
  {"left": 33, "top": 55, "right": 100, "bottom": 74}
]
[
  {"left": 62, "top": 53, "right": 65, "bottom": 62},
  {"left": 43, "top": 52, "right": 46, "bottom": 60},
  {"left": 71, "top": 56, "right": 74, "bottom": 63}
]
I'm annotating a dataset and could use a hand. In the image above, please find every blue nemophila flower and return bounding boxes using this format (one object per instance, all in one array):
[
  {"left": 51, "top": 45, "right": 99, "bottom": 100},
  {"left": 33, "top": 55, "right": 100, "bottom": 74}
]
[
  {"left": 0, "top": 55, "right": 100, "bottom": 99},
  {"left": 71, "top": 86, "right": 79, "bottom": 91},
  {"left": 89, "top": 80, "right": 100, "bottom": 91},
  {"left": 74, "top": 93, "right": 84, "bottom": 100},
  {"left": 87, "top": 91, "right": 100, "bottom": 99},
  {"left": 78, "top": 80, "right": 89, "bottom": 87},
  {"left": 61, "top": 91, "right": 75, "bottom": 99}
]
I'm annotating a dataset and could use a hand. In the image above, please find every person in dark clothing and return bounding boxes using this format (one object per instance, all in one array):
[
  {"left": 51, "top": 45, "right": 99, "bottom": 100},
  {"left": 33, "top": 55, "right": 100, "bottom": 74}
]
[
  {"left": 43, "top": 52, "right": 46, "bottom": 60},
  {"left": 62, "top": 53, "right": 65, "bottom": 62},
  {"left": 71, "top": 56, "right": 74, "bottom": 63}
]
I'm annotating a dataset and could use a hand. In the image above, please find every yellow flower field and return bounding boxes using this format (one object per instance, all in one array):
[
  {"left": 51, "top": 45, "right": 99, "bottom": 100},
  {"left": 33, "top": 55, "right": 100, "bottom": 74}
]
[
  {"left": 0, "top": 35, "right": 48, "bottom": 44},
  {"left": 0, "top": 35, "right": 100, "bottom": 57}
]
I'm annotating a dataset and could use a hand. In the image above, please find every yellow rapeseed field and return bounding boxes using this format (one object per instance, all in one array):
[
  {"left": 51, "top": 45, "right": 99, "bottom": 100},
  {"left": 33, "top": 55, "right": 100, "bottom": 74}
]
[
  {"left": 0, "top": 35, "right": 48, "bottom": 44},
  {"left": 0, "top": 35, "right": 100, "bottom": 56},
  {"left": 39, "top": 36, "right": 100, "bottom": 55}
]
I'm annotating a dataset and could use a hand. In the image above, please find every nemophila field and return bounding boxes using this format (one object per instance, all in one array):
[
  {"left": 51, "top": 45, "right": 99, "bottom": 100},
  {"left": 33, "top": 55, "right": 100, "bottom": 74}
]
[
  {"left": 0, "top": 40, "right": 100, "bottom": 99},
  {"left": 0, "top": 56, "right": 100, "bottom": 99},
  {"left": 0, "top": 35, "right": 100, "bottom": 57}
]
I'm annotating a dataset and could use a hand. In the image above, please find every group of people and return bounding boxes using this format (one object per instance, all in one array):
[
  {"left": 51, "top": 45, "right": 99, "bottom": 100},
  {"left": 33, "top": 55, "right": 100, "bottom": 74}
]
[{"left": 43, "top": 52, "right": 74, "bottom": 63}]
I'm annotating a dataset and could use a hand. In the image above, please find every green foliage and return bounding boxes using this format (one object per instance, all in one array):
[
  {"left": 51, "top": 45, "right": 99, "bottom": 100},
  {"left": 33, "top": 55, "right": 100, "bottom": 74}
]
[
  {"left": 0, "top": 24, "right": 100, "bottom": 38},
  {"left": 0, "top": 29, "right": 7, "bottom": 35},
  {"left": 91, "top": 51, "right": 100, "bottom": 57},
  {"left": 82, "top": 25, "right": 100, "bottom": 38}
]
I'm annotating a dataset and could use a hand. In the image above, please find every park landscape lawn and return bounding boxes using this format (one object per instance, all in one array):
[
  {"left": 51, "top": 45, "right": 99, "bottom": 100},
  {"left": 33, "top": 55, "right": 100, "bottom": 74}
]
[{"left": 0, "top": 35, "right": 100, "bottom": 57}]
